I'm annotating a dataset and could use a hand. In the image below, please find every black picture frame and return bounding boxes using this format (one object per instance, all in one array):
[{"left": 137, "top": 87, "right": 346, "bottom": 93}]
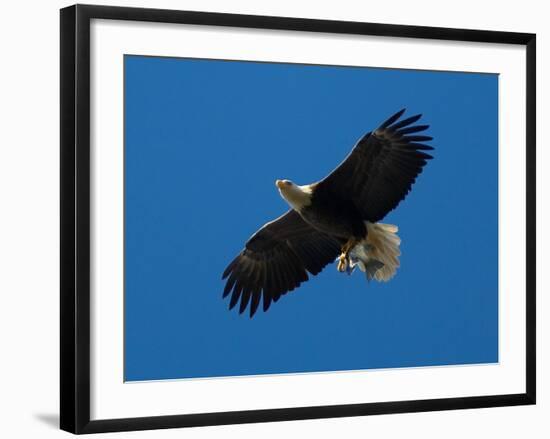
[{"left": 60, "top": 4, "right": 536, "bottom": 434}]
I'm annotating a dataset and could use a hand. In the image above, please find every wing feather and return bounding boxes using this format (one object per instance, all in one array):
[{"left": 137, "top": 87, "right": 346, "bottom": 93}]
[
  {"left": 316, "top": 109, "right": 434, "bottom": 222},
  {"left": 222, "top": 210, "right": 342, "bottom": 316}
]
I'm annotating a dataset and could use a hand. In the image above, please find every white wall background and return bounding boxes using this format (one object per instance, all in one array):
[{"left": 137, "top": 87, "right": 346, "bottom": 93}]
[{"left": 0, "top": 0, "right": 546, "bottom": 437}]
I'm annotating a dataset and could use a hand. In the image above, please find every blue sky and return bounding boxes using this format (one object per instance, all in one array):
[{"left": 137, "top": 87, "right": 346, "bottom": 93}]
[{"left": 124, "top": 55, "right": 498, "bottom": 381}]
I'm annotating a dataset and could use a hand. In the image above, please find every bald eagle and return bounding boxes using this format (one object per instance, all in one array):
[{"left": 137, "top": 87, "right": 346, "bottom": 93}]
[{"left": 222, "top": 109, "right": 434, "bottom": 317}]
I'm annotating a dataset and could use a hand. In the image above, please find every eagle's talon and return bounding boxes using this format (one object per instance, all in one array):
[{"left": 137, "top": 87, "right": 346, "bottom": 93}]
[{"left": 337, "top": 254, "right": 348, "bottom": 272}]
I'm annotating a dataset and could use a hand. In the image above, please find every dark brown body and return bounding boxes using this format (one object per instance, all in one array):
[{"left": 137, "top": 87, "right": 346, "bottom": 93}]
[{"left": 299, "top": 186, "right": 366, "bottom": 240}]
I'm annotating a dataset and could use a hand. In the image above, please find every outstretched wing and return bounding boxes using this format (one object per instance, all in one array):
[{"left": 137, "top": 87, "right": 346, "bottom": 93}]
[
  {"left": 316, "top": 109, "right": 434, "bottom": 223},
  {"left": 222, "top": 210, "right": 342, "bottom": 317}
]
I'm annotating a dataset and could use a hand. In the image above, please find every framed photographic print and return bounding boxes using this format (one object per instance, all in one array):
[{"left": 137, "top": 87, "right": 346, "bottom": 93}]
[{"left": 60, "top": 4, "right": 536, "bottom": 434}]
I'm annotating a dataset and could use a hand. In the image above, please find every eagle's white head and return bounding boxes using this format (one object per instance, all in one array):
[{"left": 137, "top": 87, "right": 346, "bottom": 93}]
[{"left": 275, "top": 179, "right": 313, "bottom": 211}]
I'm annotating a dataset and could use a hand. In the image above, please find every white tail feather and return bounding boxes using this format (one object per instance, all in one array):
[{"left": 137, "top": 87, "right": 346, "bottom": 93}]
[{"left": 349, "top": 222, "right": 401, "bottom": 281}]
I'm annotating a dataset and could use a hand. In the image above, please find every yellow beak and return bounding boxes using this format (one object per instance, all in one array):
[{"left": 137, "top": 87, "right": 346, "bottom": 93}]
[{"left": 275, "top": 179, "right": 284, "bottom": 189}]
